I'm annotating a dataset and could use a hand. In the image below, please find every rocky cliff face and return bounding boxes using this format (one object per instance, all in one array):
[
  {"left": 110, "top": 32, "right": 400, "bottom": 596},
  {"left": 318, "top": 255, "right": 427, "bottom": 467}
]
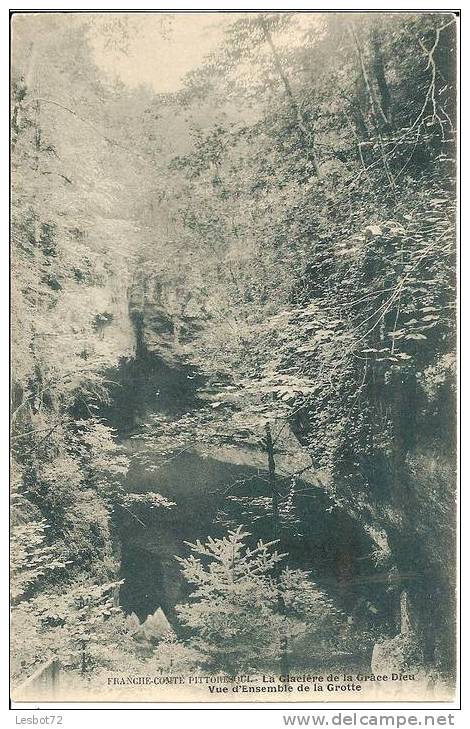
[
  {"left": 107, "top": 278, "right": 393, "bottom": 645},
  {"left": 128, "top": 268, "right": 203, "bottom": 366},
  {"left": 90, "top": 267, "right": 136, "bottom": 363},
  {"left": 119, "top": 263, "right": 455, "bottom": 673}
]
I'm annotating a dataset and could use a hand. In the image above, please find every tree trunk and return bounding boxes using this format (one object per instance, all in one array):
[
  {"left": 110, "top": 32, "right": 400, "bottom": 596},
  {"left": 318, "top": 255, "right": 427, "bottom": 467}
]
[
  {"left": 259, "top": 18, "right": 320, "bottom": 177},
  {"left": 370, "top": 26, "right": 393, "bottom": 129},
  {"left": 265, "top": 423, "right": 289, "bottom": 676},
  {"left": 265, "top": 423, "right": 279, "bottom": 539},
  {"left": 349, "top": 22, "right": 390, "bottom": 130}
]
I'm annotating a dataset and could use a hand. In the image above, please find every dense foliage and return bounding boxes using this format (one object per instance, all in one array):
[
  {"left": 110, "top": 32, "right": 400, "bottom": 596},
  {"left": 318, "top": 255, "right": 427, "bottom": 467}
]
[
  {"left": 11, "top": 11, "right": 457, "bottom": 690},
  {"left": 176, "top": 528, "right": 346, "bottom": 672}
]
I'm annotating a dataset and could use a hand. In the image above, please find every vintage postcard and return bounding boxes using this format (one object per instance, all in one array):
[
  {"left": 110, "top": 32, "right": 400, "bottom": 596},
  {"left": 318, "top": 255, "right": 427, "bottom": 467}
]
[{"left": 10, "top": 9, "right": 458, "bottom": 703}]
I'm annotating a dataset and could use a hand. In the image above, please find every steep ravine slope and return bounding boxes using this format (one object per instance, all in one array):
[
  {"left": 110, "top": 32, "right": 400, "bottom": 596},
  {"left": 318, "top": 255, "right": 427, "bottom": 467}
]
[
  {"left": 106, "top": 266, "right": 455, "bottom": 676},
  {"left": 100, "top": 281, "right": 395, "bottom": 659}
]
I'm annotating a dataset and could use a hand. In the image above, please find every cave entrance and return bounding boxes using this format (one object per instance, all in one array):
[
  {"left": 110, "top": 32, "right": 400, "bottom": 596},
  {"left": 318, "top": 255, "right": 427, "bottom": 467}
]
[{"left": 116, "top": 450, "right": 390, "bottom": 635}]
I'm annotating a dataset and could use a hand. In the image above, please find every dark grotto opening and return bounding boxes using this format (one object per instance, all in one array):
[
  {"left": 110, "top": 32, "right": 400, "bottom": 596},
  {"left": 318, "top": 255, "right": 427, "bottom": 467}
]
[
  {"left": 119, "top": 543, "right": 166, "bottom": 622},
  {"left": 99, "top": 348, "right": 203, "bottom": 436},
  {"left": 101, "top": 353, "right": 393, "bottom": 654},
  {"left": 115, "top": 448, "right": 393, "bottom": 633}
]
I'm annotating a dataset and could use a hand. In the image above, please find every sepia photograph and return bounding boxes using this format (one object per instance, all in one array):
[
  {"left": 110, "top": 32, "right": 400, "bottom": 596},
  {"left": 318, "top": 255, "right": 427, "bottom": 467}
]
[{"left": 10, "top": 9, "right": 458, "bottom": 704}]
